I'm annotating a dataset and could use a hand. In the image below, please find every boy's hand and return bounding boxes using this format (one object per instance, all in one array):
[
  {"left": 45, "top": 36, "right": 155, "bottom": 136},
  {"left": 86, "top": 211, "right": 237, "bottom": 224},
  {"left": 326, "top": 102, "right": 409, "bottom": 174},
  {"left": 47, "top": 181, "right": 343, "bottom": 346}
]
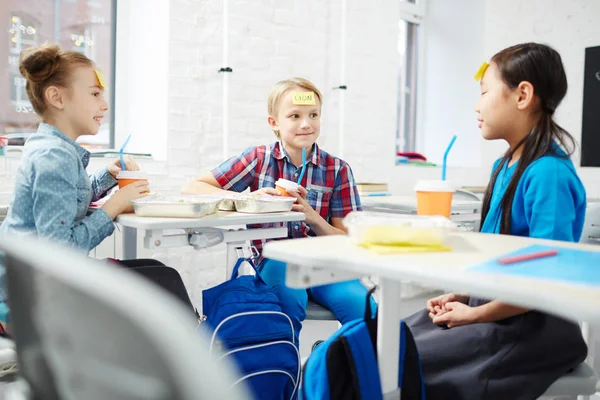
[
  {"left": 289, "top": 186, "right": 319, "bottom": 225},
  {"left": 107, "top": 155, "right": 140, "bottom": 178}
]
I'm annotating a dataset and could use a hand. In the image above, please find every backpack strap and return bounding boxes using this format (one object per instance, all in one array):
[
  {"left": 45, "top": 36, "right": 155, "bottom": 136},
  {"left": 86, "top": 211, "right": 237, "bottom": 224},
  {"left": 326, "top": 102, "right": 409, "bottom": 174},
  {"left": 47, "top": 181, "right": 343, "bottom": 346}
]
[
  {"left": 230, "top": 257, "right": 267, "bottom": 284},
  {"left": 363, "top": 286, "right": 426, "bottom": 399},
  {"left": 339, "top": 321, "right": 384, "bottom": 400},
  {"left": 364, "top": 286, "right": 378, "bottom": 351},
  {"left": 398, "top": 321, "right": 427, "bottom": 399}
]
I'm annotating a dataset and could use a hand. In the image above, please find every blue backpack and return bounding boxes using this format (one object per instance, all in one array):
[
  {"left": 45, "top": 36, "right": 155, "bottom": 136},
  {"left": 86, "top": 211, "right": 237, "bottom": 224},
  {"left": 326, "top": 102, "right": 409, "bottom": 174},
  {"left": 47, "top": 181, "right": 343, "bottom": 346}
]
[
  {"left": 201, "top": 257, "right": 300, "bottom": 400},
  {"left": 301, "top": 287, "right": 426, "bottom": 400}
]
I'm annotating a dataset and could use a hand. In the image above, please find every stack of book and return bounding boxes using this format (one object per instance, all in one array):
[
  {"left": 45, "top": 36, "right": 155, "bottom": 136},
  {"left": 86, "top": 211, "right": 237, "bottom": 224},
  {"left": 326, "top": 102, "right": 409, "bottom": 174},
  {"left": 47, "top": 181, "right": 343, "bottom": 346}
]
[{"left": 356, "top": 182, "right": 391, "bottom": 197}]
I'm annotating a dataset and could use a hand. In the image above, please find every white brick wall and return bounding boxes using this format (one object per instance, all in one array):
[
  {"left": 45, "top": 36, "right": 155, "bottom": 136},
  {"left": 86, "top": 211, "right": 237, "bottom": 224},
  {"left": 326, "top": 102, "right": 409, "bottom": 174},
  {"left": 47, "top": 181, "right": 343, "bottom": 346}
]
[{"left": 163, "top": 0, "right": 399, "bottom": 184}]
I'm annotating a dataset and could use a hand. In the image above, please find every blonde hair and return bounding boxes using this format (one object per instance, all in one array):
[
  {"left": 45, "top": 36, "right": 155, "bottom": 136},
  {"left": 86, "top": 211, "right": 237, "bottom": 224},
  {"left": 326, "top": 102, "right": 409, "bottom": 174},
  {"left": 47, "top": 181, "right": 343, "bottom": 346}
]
[
  {"left": 268, "top": 77, "right": 323, "bottom": 137},
  {"left": 19, "top": 44, "right": 94, "bottom": 116}
]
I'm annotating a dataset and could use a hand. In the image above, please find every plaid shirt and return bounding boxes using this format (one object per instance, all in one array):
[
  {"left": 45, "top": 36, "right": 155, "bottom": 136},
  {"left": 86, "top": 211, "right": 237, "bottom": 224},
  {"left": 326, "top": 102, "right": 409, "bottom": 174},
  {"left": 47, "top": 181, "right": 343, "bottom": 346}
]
[{"left": 211, "top": 141, "right": 362, "bottom": 254}]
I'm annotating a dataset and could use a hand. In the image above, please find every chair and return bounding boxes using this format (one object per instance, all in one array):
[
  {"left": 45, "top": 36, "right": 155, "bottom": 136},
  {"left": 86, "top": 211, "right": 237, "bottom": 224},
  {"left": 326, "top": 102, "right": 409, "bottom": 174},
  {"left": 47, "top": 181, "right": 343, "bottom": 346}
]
[
  {"left": 539, "top": 203, "right": 600, "bottom": 399},
  {"left": 305, "top": 300, "right": 337, "bottom": 321},
  {"left": 0, "top": 236, "right": 251, "bottom": 400},
  {"left": 541, "top": 363, "right": 598, "bottom": 398},
  {"left": 580, "top": 203, "right": 600, "bottom": 245}
]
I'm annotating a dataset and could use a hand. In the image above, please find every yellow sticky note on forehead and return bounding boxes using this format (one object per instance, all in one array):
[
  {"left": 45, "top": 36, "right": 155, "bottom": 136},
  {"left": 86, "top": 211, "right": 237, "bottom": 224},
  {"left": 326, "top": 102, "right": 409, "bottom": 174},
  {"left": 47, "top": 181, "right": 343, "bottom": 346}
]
[
  {"left": 94, "top": 69, "right": 106, "bottom": 88},
  {"left": 474, "top": 61, "right": 489, "bottom": 81},
  {"left": 292, "top": 92, "right": 316, "bottom": 105}
]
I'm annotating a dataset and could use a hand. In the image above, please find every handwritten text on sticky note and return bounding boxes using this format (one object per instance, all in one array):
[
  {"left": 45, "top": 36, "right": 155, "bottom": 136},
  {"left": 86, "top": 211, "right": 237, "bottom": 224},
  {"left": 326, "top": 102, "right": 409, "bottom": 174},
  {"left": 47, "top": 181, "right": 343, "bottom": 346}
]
[{"left": 292, "top": 92, "right": 316, "bottom": 105}]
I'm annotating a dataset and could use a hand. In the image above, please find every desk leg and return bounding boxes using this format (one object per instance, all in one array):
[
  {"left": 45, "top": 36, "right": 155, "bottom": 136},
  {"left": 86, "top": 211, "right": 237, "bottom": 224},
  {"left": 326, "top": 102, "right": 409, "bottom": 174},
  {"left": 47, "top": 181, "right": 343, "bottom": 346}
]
[
  {"left": 122, "top": 226, "right": 138, "bottom": 260},
  {"left": 226, "top": 241, "right": 246, "bottom": 278},
  {"left": 378, "top": 279, "right": 402, "bottom": 395}
]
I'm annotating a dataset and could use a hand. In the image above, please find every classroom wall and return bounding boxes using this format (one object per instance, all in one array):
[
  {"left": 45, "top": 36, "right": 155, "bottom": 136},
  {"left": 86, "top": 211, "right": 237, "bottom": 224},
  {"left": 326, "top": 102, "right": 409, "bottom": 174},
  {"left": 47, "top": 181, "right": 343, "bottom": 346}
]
[
  {"left": 391, "top": 0, "right": 600, "bottom": 197},
  {"left": 116, "top": 0, "right": 399, "bottom": 188}
]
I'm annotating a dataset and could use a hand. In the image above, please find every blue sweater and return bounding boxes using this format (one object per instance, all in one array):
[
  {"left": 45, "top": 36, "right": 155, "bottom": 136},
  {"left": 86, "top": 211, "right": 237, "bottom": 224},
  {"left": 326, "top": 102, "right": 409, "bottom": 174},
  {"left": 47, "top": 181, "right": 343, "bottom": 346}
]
[{"left": 480, "top": 149, "right": 586, "bottom": 241}]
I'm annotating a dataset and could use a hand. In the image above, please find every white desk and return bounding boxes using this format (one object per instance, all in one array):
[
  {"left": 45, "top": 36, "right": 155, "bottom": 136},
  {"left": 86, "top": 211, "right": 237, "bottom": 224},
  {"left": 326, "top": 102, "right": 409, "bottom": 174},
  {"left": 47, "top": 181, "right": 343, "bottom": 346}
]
[
  {"left": 117, "top": 211, "right": 304, "bottom": 274},
  {"left": 263, "top": 232, "right": 600, "bottom": 395},
  {"left": 361, "top": 195, "right": 481, "bottom": 223}
]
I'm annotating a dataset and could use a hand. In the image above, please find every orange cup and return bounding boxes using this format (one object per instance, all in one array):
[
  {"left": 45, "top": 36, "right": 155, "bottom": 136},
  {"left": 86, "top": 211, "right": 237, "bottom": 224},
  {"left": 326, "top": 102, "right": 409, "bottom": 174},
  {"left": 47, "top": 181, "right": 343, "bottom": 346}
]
[
  {"left": 275, "top": 179, "right": 299, "bottom": 197},
  {"left": 117, "top": 171, "right": 149, "bottom": 192},
  {"left": 414, "top": 180, "right": 454, "bottom": 218}
]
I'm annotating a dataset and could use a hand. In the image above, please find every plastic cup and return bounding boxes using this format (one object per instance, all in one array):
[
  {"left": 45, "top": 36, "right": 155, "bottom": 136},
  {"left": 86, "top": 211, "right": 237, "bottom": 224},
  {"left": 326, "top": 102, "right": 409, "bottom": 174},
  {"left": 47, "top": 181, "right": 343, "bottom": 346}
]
[
  {"left": 117, "top": 170, "right": 149, "bottom": 192},
  {"left": 275, "top": 179, "right": 299, "bottom": 197},
  {"left": 414, "top": 180, "right": 455, "bottom": 218},
  {"left": 0, "top": 137, "right": 7, "bottom": 157}
]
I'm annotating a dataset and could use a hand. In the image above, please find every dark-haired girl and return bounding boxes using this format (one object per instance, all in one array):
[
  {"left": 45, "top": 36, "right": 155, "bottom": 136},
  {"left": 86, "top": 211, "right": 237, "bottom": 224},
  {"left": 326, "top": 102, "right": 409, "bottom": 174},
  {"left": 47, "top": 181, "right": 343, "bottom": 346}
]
[{"left": 405, "top": 43, "right": 588, "bottom": 400}]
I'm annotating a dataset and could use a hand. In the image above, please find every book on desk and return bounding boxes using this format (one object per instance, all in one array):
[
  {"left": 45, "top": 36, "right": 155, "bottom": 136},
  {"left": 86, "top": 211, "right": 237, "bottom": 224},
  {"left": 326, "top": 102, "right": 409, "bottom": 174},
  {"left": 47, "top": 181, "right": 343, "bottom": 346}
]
[
  {"left": 357, "top": 182, "right": 391, "bottom": 198},
  {"left": 470, "top": 244, "right": 600, "bottom": 286}
]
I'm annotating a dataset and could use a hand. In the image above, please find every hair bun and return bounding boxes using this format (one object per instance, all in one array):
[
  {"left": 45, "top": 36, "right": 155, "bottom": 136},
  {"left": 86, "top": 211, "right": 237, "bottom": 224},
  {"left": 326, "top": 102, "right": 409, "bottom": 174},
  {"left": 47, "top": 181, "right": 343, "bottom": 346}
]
[{"left": 19, "top": 44, "right": 61, "bottom": 84}]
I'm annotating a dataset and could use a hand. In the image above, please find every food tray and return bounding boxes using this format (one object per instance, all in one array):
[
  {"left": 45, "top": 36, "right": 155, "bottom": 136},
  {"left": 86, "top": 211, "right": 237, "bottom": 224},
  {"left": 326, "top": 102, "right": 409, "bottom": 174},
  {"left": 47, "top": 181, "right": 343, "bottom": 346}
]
[
  {"left": 234, "top": 195, "right": 296, "bottom": 214},
  {"left": 218, "top": 193, "right": 242, "bottom": 211},
  {"left": 131, "top": 194, "right": 221, "bottom": 218},
  {"left": 342, "top": 211, "right": 456, "bottom": 246}
]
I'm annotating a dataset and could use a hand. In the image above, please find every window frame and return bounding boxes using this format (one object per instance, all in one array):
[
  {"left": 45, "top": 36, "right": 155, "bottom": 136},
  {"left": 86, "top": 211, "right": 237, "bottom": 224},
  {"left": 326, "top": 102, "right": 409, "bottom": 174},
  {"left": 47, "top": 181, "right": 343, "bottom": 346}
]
[
  {"left": 396, "top": 0, "right": 426, "bottom": 154},
  {"left": 4, "top": 2, "right": 117, "bottom": 148}
]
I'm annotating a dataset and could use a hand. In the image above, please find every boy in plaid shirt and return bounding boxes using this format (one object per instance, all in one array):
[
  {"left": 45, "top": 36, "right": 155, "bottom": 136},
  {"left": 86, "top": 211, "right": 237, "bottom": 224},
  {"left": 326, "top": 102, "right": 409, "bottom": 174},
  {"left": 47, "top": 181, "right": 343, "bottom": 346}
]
[{"left": 182, "top": 77, "right": 376, "bottom": 344}]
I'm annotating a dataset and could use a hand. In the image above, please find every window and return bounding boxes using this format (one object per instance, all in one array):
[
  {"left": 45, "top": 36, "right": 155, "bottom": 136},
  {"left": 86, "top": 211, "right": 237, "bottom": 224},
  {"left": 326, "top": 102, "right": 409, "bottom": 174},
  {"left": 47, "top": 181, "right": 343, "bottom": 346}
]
[
  {"left": 1, "top": 0, "right": 116, "bottom": 148},
  {"left": 396, "top": 0, "right": 425, "bottom": 154},
  {"left": 9, "top": 13, "right": 39, "bottom": 115}
]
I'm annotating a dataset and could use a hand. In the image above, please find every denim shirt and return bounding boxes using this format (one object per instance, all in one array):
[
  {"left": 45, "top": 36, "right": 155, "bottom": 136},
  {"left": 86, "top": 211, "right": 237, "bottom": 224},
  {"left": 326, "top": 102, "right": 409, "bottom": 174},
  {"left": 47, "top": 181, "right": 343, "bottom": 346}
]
[{"left": 0, "top": 123, "right": 117, "bottom": 252}]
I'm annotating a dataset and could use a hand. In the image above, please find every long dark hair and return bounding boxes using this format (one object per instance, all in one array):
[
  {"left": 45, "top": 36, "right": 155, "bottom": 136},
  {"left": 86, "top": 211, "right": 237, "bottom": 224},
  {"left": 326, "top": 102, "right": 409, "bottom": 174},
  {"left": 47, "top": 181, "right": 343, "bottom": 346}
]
[{"left": 480, "top": 43, "right": 576, "bottom": 234}]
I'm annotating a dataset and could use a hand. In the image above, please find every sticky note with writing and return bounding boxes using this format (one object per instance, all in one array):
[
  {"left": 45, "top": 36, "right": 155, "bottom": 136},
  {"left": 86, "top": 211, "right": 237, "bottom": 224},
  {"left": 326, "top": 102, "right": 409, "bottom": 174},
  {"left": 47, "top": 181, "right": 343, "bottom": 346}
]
[{"left": 292, "top": 92, "right": 316, "bottom": 105}]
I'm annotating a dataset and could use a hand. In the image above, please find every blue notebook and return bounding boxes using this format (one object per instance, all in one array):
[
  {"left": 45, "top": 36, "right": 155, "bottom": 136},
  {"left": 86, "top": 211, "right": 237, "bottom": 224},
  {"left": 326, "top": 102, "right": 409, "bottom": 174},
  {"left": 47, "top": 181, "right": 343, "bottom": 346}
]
[{"left": 469, "top": 244, "right": 600, "bottom": 286}]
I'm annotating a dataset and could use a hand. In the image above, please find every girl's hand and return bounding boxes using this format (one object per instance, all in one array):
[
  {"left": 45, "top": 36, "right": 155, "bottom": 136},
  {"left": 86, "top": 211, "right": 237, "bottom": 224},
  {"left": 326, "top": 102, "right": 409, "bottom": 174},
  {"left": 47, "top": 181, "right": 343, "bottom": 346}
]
[
  {"left": 431, "top": 302, "right": 479, "bottom": 328},
  {"left": 102, "top": 181, "right": 149, "bottom": 218},
  {"left": 107, "top": 155, "right": 140, "bottom": 178},
  {"left": 427, "top": 293, "right": 469, "bottom": 319}
]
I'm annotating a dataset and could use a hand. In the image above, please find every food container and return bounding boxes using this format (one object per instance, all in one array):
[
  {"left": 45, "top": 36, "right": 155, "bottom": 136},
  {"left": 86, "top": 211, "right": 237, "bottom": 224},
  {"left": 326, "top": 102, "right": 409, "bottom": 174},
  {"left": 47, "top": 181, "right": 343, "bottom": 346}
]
[
  {"left": 131, "top": 193, "right": 221, "bottom": 218},
  {"left": 234, "top": 195, "right": 296, "bottom": 214},
  {"left": 342, "top": 211, "right": 456, "bottom": 247},
  {"left": 218, "top": 193, "right": 242, "bottom": 211}
]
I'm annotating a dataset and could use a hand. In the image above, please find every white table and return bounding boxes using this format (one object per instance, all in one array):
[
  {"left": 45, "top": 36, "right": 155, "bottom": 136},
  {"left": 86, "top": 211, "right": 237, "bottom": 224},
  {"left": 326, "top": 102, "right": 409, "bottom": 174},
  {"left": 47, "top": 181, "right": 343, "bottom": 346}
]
[
  {"left": 263, "top": 232, "right": 600, "bottom": 395},
  {"left": 116, "top": 211, "right": 304, "bottom": 274},
  {"left": 361, "top": 195, "right": 481, "bottom": 223}
]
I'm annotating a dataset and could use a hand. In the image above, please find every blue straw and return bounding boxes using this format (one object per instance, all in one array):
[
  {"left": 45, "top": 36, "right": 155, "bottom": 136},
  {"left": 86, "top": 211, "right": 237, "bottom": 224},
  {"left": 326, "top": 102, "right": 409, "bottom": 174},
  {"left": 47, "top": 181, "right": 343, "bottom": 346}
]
[
  {"left": 297, "top": 148, "right": 307, "bottom": 185},
  {"left": 119, "top": 134, "right": 131, "bottom": 171},
  {"left": 442, "top": 135, "right": 457, "bottom": 181}
]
